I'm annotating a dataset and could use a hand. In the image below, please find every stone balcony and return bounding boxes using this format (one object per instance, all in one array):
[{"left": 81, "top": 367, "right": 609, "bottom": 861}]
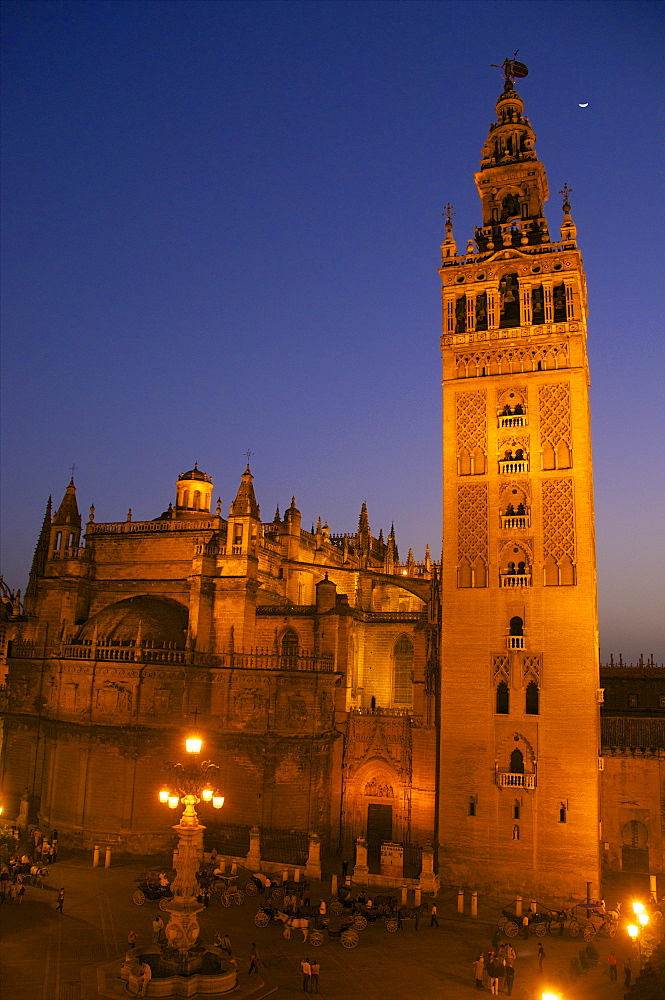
[
  {"left": 496, "top": 771, "right": 537, "bottom": 789},
  {"left": 500, "top": 573, "right": 531, "bottom": 588}
]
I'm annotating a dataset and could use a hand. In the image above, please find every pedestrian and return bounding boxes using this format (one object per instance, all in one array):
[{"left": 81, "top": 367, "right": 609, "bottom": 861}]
[
  {"left": 341, "top": 858, "right": 348, "bottom": 879},
  {"left": 221, "top": 933, "right": 232, "bottom": 956},
  {"left": 17, "top": 883, "right": 25, "bottom": 905},
  {"left": 139, "top": 961, "right": 152, "bottom": 996},
  {"left": 537, "top": 942, "right": 546, "bottom": 971},
  {"left": 127, "top": 930, "right": 138, "bottom": 949},
  {"left": 152, "top": 915, "right": 164, "bottom": 943},
  {"left": 300, "top": 957, "right": 311, "bottom": 992},
  {"left": 486, "top": 956, "right": 499, "bottom": 996},
  {"left": 522, "top": 913, "right": 529, "bottom": 939},
  {"left": 473, "top": 953, "right": 485, "bottom": 990},
  {"left": 303, "top": 885, "right": 311, "bottom": 909},
  {"left": 624, "top": 956, "right": 632, "bottom": 988},
  {"left": 248, "top": 943, "right": 259, "bottom": 974},
  {"left": 496, "top": 956, "right": 506, "bottom": 994},
  {"left": 505, "top": 960, "right": 515, "bottom": 996},
  {"left": 430, "top": 901, "right": 439, "bottom": 927},
  {"left": 608, "top": 951, "right": 617, "bottom": 981},
  {"left": 56, "top": 887, "right": 65, "bottom": 913},
  {"left": 310, "top": 959, "right": 319, "bottom": 994}
]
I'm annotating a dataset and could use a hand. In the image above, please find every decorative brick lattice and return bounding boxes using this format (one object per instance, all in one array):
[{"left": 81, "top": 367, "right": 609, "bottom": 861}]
[
  {"left": 522, "top": 655, "right": 541, "bottom": 683},
  {"left": 493, "top": 655, "right": 511, "bottom": 681},
  {"left": 538, "top": 383, "right": 572, "bottom": 446},
  {"left": 542, "top": 479, "right": 576, "bottom": 561},
  {"left": 455, "top": 343, "right": 569, "bottom": 378},
  {"left": 457, "top": 484, "right": 488, "bottom": 563},
  {"left": 456, "top": 390, "right": 487, "bottom": 453}
]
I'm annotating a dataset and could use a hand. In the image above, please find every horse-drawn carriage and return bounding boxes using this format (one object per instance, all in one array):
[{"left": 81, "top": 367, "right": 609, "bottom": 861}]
[
  {"left": 309, "top": 915, "right": 360, "bottom": 949},
  {"left": 328, "top": 885, "right": 399, "bottom": 930},
  {"left": 133, "top": 873, "right": 173, "bottom": 907}
]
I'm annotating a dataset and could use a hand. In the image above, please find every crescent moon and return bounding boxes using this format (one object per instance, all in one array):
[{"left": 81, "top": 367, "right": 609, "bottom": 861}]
[{"left": 578, "top": 102, "right": 589, "bottom": 108}]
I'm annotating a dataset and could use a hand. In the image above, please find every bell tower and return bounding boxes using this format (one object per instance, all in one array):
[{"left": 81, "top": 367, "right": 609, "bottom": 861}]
[{"left": 438, "top": 61, "right": 600, "bottom": 898}]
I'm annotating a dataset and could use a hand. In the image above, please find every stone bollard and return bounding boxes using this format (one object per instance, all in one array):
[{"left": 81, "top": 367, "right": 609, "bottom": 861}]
[
  {"left": 400, "top": 885, "right": 408, "bottom": 906},
  {"left": 471, "top": 891, "right": 478, "bottom": 918},
  {"left": 282, "top": 869, "right": 289, "bottom": 884},
  {"left": 294, "top": 868, "right": 300, "bottom": 883},
  {"left": 515, "top": 895, "right": 522, "bottom": 917},
  {"left": 457, "top": 889, "right": 464, "bottom": 914},
  {"left": 530, "top": 898, "right": 537, "bottom": 914},
  {"left": 231, "top": 860, "right": 237, "bottom": 874},
  {"left": 414, "top": 888, "right": 421, "bottom": 906},
  {"left": 331, "top": 874, "right": 338, "bottom": 896},
  {"left": 93, "top": 845, "right": 100, "bottom": 868},
  {"left": 105, "top": 846, "right": 112, "bottom": 868}
]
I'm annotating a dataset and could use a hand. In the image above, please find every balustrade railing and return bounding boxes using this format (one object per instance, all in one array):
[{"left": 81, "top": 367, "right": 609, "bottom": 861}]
[
  {"left": 499, "top": 460, "right": 528, "bottom": 474},
  {"left": 498, "top": 415, "right": 527, "bottom": 428},
  {"left": 506, "top": 636, "right": 525, "bottom": 650},
  {"left": 500, "top": 573, "right": 531, "bottom": 588},
  {"left": 500, "top": 515, "right": 529, "bottom": 529},
  {"left": 496, "top": 772, "right": 537, "bottom": 789}
]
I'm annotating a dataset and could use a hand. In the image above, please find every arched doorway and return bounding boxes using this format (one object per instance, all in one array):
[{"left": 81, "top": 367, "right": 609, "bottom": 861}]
[{"left": 621, "top": 820, "right": 649, "bottom": 872}]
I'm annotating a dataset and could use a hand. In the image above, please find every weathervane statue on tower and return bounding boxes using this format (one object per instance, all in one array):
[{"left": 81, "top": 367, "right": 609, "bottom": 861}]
[{"left": 491, "top": 50, "right": 529, "bottom": 91}]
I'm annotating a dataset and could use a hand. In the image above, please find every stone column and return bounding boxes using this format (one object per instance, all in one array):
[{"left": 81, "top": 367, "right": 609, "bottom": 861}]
[
  {"left": 246, "top": 825, "right": 261, "bottom": 872},
  {"left": 305, "top": 833, "right": 322, "bottom": 880},
  {"left": 353, "top": 836, "right": 369, "bottom": 885},
  {"left": 418, "top": 844, "right": 440, "bottom": 894}
]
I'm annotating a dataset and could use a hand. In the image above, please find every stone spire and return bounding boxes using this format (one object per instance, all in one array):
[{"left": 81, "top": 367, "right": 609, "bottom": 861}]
[
  {"left": 229, "top": 465, "right": 260, "bottom": 519},
  {"left": 52, "top": 479, "right": 81, "bottom": 528},
  {"left": 24, "top": 496, "right": 52, "bottom": 612}
]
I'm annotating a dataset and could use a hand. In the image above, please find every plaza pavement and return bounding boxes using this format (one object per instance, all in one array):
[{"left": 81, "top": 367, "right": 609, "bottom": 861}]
[{"left": 0, "top": 847, "right": 659, "bottom": 1000}]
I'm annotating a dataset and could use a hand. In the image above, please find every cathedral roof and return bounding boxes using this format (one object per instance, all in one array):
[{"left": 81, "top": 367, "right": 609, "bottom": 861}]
[{"left": 75, "top": 596, "right": 188, "bottom": 647}]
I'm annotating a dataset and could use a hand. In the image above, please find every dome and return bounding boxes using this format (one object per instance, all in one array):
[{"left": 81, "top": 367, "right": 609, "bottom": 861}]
[
  {"left": 178, "top": 463, "right": 212, "bottom": 484},
  {"left": 76, "top": 596, "right": 188, "bottom": 647}
]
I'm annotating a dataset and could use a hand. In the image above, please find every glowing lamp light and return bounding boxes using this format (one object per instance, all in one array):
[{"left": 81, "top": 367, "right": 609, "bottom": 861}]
[
  {"left": 201, "top": 788, "right": 213, "bottom": 802},
  {"left": 638, "top": 913, "right": 649, "bottom": 927},
  {"left": 627, "top": 924, "right": 639, "bottom": 940},
  {"left": 212, "top": 796, "right": 225, "bottom": 810},
  {"left": 168, "top": 796, "right": 180, "bottom": 810},
  {"left": 159, "top": 789, "right": 170, "bottom": 803},
  {"left": 632, "top": 901, "right": 645, "bottom": 915},
  {"left": 185, "top": 737, "right": 202, "bottom": 754},
  {"left": 541, "top": 994, "right": 563, "bottom": 1000}
]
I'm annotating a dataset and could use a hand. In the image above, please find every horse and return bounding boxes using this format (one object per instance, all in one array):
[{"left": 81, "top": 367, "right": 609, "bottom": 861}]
[{"left": 397, "top": 903, "right": 429, "bottom": 931}]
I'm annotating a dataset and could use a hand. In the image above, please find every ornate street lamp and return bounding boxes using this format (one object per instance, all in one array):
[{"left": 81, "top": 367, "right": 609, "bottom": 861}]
[
  {"left": 157, "top": 736, "right": 225, "bottom": 975},
  {"left": 627, "top": 903, "right": 650, "bottom": 970}
]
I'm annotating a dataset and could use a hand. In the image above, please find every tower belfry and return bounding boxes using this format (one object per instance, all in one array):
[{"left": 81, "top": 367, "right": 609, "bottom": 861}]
[{"left": 438, "top": 65, "right": 600, "bottom": 897}]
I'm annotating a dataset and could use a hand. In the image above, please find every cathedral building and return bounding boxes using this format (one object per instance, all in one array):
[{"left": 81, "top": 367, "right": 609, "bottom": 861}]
[{"left": 3, "top": 67, "right": 643, "bottom": 900}]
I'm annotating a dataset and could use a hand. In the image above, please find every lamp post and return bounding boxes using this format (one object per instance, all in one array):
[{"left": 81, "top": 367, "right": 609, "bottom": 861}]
[
  {"left": 627, "top": 902, "right": 650, "bottom": 971},
  {"left": 157, "top": 736, "right": 224, "bottom": 974}
]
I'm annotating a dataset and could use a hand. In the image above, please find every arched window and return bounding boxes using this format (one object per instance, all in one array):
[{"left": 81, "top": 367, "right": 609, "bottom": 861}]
[
  {"left": 193, "top": 491, "right": 201, "bottom": 510},
  {"left": 280, "top": 629, "right": 299, "bottom": 670},
  {"left": 182, "top": 490, "right": 190, "bottom": 509},
  {"left": 526, "top": 681, "right": 539, "bottom": 715},
  {"left": 509, "top": 616, "right": 523, "bottom": 636},
  {"left": 455, "top": 295, "right": 467, "bottom": 334},
  {"left": 510, "top": 748, "right": 524, "bottom": 774},
  {"left": 496, "top": 681, "right": 509, "bottom": 715},
  {"left": 499, "top": 272, "right": 520, "bottom": 328},
  {"left": 393, "top": 636, "right": 414, "bottom": 707}
]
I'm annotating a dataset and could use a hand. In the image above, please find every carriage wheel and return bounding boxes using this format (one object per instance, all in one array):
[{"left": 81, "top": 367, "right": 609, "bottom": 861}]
[
  {"left": 607, "top": 922, "right": 617, "bottom": 938},
  {"left": 535, "top": 923, "right": 547, "bottom": 938},
  {"left": 272, "top": 886, "right": 285, "bottom": 901},
  {"left": 245, "top": 881, "right": 259, "bottom": 896},
  {"left": 568, "top": 921, "right": 581, "bottom": 938},
  {"left": 583, "top": 924, "right": 596, "bottom": 941},
  {"left": 385, "top": 918, "right": 399, "bottom": 933},
  {"left": 341, "top": 930, "right": 359, "bottom": 949},
  {"left": 221, "top": 892, "right": 232, "bottom": 907},
  {"left": 354, "top": 915, "right": 367, "bottom": 930},
  {"left": 254, "top": 911, "right": 270, "bottom": 928},
  {"left": 497, "top": 915, "right": 509, "bottom": 930},
  {"left": 234, "top": 891, "right": 244, "bottom": 906},
  {"left": 310, "top": 931, "right": 324, "bottom": 947},
  {"left": 504, "top": 921, "right": 519, "bottom": 938},
  {"left": 133, "top": 890, "right": 146, "bottom": 906},
  {"left": 329, "top": 900, "right": 344, "bottom": 916}
]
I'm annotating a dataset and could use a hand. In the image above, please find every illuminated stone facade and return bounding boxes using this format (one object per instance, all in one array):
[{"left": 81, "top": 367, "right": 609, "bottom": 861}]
[
  {"left": 4, "top": 75, "right": 653, "bottom": 900},
  {"left": 438, "top": 73, "right": 601, "bottom": 898}
]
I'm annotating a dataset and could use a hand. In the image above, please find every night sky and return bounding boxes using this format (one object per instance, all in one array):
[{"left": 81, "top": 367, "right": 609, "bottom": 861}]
[{"left": 1, "top": 1, "right": 663, "bottom": 662}]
